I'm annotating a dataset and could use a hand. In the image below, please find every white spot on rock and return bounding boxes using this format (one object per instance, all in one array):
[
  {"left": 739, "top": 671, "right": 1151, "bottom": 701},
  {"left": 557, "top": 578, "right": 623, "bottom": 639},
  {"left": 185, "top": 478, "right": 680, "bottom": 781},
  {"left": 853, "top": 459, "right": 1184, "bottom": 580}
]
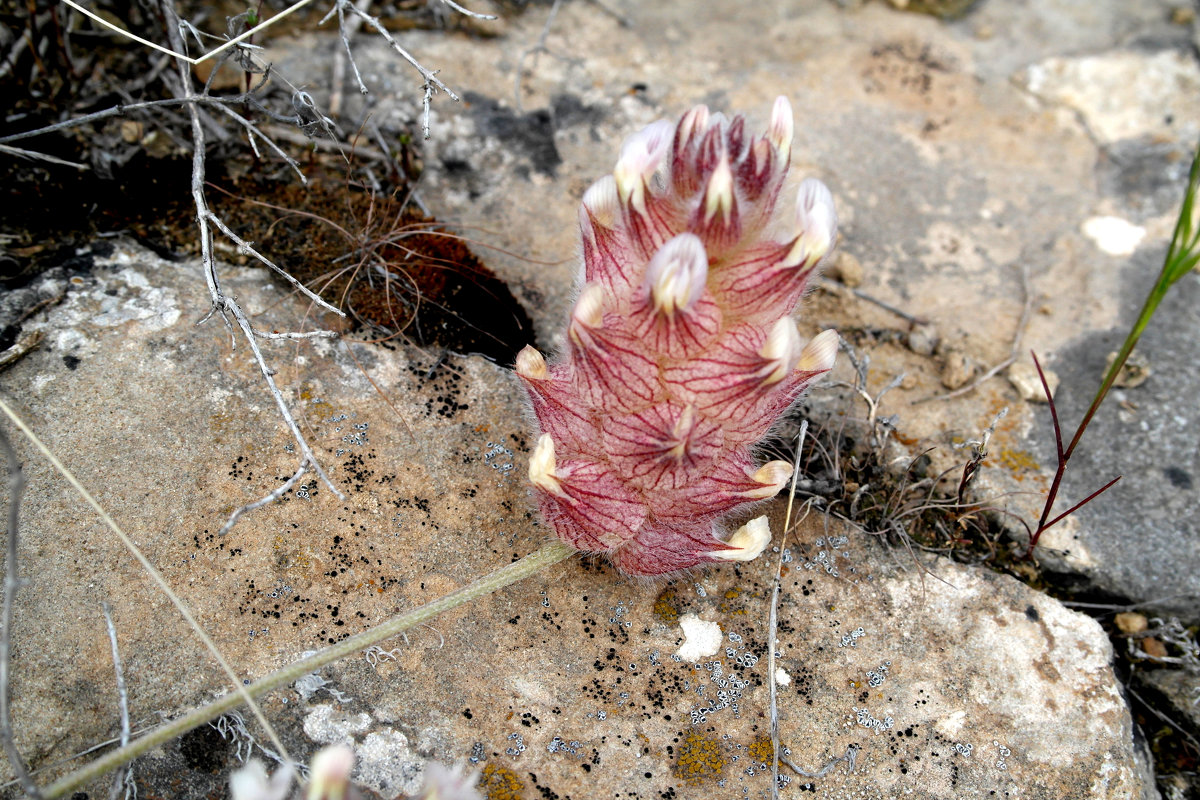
[
  {"left": 356, "top": 729, "right": 426, "bottom": 798},
  {"left": 1021, "top": 51, "right": 1200, "bottom": 144},
  {"left": 302, "top": 703, "right": 371, "bottom": 743},
  {"left": 1082, "top": 216, "right": 1145, "bottom": 256},
  {"left": 774, "top": 667, "right": 791, "bottom": 686},
  {"left": 675, "top": 613, "right": 722, "bottom": 661}
]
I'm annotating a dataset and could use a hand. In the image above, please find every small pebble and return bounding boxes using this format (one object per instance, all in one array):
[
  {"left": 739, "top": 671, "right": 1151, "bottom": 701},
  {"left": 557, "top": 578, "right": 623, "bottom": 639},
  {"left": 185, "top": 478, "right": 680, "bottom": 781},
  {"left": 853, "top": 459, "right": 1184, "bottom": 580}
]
[
  {"left": 1105, "top": 351, "right": 1151, "bottom": 388},
  {"left": 1008, "top": 362, "right": 1059, "bottom": 403},
  {"left": 1139, "top": 637, "right": 1168, "bottom": 660},
  {"left": 1114, "top": 612, "right": 1148, "bottom": 635},
  {"left": 907, "top": 323, "right": 939, "bottom": 357},
  {"left": 940, "top": 349, "right": 974, "bottom": 390}
]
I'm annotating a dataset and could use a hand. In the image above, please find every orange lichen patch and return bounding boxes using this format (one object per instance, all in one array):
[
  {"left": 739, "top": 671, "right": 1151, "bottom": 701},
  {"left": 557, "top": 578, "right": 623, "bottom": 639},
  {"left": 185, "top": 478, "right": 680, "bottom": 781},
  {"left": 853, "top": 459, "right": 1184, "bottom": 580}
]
[
  {"left": 747, "top": 737, "right": 776, "bottom": 764},
  {"left": 653, "top": 588, "right": 680, "bottom": 624},
  {"left": 673, "top": 730, "right": 726, "bottom": 785},
  {"left": 997, "top": 447, "right": 1039, "bottom": 478},
  {"left": 299, "top": 386, "right": 336, "bottom": 421},
  {"left": 480, "top": 763, "right": 525, "bottom": 800}
]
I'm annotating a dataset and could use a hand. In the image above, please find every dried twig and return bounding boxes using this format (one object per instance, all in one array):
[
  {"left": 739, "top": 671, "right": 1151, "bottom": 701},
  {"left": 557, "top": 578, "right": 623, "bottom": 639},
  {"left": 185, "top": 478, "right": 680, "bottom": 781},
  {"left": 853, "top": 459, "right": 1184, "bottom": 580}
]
[
  {"left": 0, "top": 426, "right": 43, "bottom": 798},
  {"left": 324, "top": 0, "right": 462, "bottom": 138},
  {"left": 768, "top": 420, "right": 808, "bottom": 800},
  {"left": 151, "top": 0, "right": 346, "bottom": 530},
  {"left": 0, "top": 394, "right": 292, "bottom": 780},
  {"left": 438, "top": 0, "right": 497, "bottom": 20},
  {"left": 819, "top": 278, "right": 929, "bottom": 326},
  {"left": 0, "top": 143, "right": 88, "bottom": 169},
  {"left": 514, "top": 0, "right": 564, "bottom": 112},
  {"left": 101, "top": 603, "right": 131, "bottom": 800},
  {"left": 59, "top": 0, "right": 317, "bottom": 67},
  {"left": 780, "top": 744, "right": 858, "bottom": 780},
  {"left": 40, "top": 540, "right": 576, "bottom": 799}
]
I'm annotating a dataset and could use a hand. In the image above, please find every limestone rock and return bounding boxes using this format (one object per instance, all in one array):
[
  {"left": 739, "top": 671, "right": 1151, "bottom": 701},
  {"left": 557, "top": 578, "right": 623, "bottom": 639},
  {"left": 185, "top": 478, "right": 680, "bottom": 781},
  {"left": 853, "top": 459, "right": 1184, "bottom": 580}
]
[{"left": 0, "top": 244, "right": 1154, "bottom": 799}]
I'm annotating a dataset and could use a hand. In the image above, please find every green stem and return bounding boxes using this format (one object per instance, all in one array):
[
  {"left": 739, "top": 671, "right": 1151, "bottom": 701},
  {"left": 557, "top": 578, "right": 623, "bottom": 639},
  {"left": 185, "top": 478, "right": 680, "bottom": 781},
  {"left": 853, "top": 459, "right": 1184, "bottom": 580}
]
[
  {"left": 1062, "top": 279, "right": 1168, "bottom": 462},
  {"left": 42, "top": 540, "right": 576, "bottom": 799}
]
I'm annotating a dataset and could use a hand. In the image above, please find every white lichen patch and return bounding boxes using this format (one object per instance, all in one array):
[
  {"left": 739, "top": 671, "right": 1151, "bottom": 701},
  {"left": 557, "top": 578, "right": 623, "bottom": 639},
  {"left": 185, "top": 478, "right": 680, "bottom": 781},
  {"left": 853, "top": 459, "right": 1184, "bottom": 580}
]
[
  {"left": 302, "top": 703, "right": 371, "bottom": 743},
  {"left": 1082, "top": 216, "right": 1145, "bottom": 256},
  {"left": 90, "top": 268, "right": 182, "bottom": 332},
  {"left": 774, "top": 667, "right": 792, "bottom": 687},
  {"left": 676, "top": 613, "right": 722, "bottom": 661},
  {"left": 356, "top": 729, "right": 425, "bottom": 798}
]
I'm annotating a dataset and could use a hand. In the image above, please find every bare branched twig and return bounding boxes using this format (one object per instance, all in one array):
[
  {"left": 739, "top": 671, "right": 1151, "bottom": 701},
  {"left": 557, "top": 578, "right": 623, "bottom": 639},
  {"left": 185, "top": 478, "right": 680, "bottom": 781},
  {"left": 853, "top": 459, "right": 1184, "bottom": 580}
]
[
  {"left": 323, "top": 0, "right": 463, "bottom": 138},
  {"left": 0, "top": 426, "right": 43, "bottom": 798}
]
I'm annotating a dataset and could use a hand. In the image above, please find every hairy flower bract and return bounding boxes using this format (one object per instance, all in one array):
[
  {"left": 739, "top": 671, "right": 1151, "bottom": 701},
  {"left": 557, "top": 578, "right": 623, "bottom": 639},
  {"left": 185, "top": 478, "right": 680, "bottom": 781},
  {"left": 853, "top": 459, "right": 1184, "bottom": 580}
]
[{"left": 517, "top": 97, "right": 840, "bottom": 577}]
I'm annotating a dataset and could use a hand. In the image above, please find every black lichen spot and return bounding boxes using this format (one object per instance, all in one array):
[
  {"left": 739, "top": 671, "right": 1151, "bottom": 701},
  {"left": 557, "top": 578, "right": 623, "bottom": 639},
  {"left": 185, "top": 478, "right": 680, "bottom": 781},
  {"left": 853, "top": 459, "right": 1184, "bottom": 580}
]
[
  {"left": 1024, "top": 605, "right": 1039, "bottom": 622},
  {"left": 465, "top": 92, "right": 561, "bottom": 176},
  {"left": 1163, "top": 466, "right": 1193, "bottom": 490},
  {"left": 62, "top": 354, "right": 81, "bottom": 370}
]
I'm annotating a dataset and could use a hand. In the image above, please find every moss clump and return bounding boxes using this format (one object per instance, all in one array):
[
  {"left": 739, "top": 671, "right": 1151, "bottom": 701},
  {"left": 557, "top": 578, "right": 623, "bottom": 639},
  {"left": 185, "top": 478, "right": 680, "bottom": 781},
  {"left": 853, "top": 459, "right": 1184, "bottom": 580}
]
[
  {"left": 673, "top": 730, "right": 726, "bottom": 785},
  {"left": 480, "top": 762, "right": 525, "bottom": 800}
]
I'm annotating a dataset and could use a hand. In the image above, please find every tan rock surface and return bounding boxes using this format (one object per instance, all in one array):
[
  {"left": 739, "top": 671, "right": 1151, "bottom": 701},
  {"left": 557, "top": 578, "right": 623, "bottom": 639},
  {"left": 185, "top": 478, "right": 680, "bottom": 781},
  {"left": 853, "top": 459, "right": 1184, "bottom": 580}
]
[{"left": 0, "top": 245, "right": 1152, "bottom": 798}]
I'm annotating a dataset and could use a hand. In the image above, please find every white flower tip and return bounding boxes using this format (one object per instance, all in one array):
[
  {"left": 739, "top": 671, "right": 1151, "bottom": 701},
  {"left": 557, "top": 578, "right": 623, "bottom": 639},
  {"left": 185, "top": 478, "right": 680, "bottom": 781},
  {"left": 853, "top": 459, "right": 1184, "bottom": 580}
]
[
  {"left": 569, "top": 284, "right": 606, "bottom": 345},
  {"left": 515, "top": 345, "right": 548, "bottom": 380},
  {"left": 796, "top": 178, "right": 835, "bottom": 260},
  {"left": 678, "top": 104, "right": 712, "bottom": 145},
  {"left": 231, "top": 759, "right": 294, "bottom": 800},
  {"left": 647, "top": 233, "right": 709, "bottom": 315},
  {"left": 582, "top": 175, "right": 620, "bottom": 229},
  {"left": 529, "top": 433, "right": 563, "bottom": 495},
  {"left": 614, "top": 119, "right": 674, "bottom": 209},
  {"left": 749, "top": 460, "right": 793, "bottom": 497},
  {"left": 307, "top": 745, "right": 355, "bottom": 800},
  {"left": 768, "top": 96, "right": 794, "bottom": 154},
  {"left": 703, "top": 157, "right": 735, "bottom": 224},
  {"left": 760, "top": 318, "right": 803, "bottom": 384},
  {"left": 798, "top": 329, "right": 839, "bottom": 374},
  {"left": 711, "top": 516, "right": 772, "bottom": 562},
  {"left": 786, "top": 178, "right": 837, "bottom": 267},
  {"left": 666, "top": 404, "right": 698, "bottom": 460},
  {"left": 420, "top": 761, "right": 483, "bottom": 800}
]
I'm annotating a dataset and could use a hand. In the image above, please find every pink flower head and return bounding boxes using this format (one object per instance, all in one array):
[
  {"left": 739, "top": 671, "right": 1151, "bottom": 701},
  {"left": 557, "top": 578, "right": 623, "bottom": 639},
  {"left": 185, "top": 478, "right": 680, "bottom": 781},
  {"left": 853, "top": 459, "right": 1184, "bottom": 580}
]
[{"left": 517, "top": 97, "right": 841, "bottom": 577}]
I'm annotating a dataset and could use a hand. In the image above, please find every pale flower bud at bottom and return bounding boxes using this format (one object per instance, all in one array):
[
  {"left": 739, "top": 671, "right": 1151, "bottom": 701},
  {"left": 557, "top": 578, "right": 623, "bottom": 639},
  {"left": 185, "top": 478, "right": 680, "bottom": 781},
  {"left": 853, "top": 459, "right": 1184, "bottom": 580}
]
[
  {"left": 529, "top": 433, "right": 563, "bottom": 496},
  {"left": 711, "top": 516, "right": 772, "bottom": 562},
  {"left": 515, "top": 345, "right": 548, "bottom": 380},
  {"left": 568, "top": 284, "right": 606, "bottom": 345},
  {"left": 749, "top": 460, "right": 793, "bottom": 498},
  {"left": 759, "top": 318, "right": 803, "bottom": 384},
  {"left": 307, "top": 745, "right": 355, "bottom": 800},
  {"left": 230, "top": 761, "right": 294, "bottom": 800},
  {"left": 582, "top": 175, "right": 620, "bottom": 229},
  {"left": 798, "top": 329, "right": 839, "bottom": 374},
  {"left": 646, "top": 233, "right": 709, "bottom": 316}
]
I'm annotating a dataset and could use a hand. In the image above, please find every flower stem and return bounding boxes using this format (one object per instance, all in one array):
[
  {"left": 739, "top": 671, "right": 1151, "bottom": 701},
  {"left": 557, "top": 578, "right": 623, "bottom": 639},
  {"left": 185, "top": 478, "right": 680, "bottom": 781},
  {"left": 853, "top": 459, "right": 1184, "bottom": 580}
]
[{"left": 42, "top": 540, "right": 576, "bottom": 799}]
